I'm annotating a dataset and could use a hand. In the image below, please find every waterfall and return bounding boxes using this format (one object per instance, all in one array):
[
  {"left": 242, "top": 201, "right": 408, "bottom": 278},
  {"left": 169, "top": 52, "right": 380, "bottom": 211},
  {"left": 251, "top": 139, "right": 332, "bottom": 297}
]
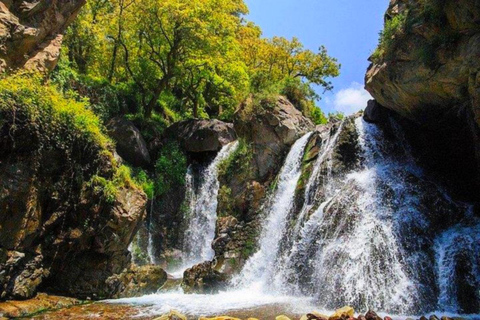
[
  {"left": 233, "top": 117, "right": 474, "bottom": 315},
  {"left": 434, "top": 220, "right": 480, "bottom": 314},
  {"left": 178, "top": 141, "right": 239, "bottom": 273},
  {"left": 116, "top": 116, "right": 479, "bottom": 318},
  {"left": 233, "top": 132, "right": 313, "bottom": 289}
]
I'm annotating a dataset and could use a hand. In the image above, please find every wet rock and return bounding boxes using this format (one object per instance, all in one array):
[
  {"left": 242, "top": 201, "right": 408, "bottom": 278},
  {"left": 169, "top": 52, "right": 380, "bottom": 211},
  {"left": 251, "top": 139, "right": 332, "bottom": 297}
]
[
  {"left": 329, "top": 306, "right": 354, "bottom": 320},
  {"left": 107, "top": 117, "right": 151, "bottom": 168},
  {"left": 164, "top": 119, "right": 237, "bottom": 154},
  {"left": 276, "top": 316, "right": 292, "bottom": 320},
  {"left": 364, "top": 310, "right": 382, "bottom": 320},
  {"left": 0, "top": 293, "right": 82, "bottom": 318},
  {"left": 182, "top": 261, "right": 227, "bottom": 294},
  {"left": 384, "top": 317, "right": 392, "bottom": 320},
  {"left": 0, "top": 0, "right": 86, "bottom": 73},
  {"left": 105, "top": 265, "right": 167, "bottom": 299},
  {"left": 305, "top": 313, "right": 329, "bottom": 320},
  {"left": 429, "top": 316, "right": 439, "bottom": 320},
  {"left": 154, "top": 310, "right": 187, "bottom": 320}
]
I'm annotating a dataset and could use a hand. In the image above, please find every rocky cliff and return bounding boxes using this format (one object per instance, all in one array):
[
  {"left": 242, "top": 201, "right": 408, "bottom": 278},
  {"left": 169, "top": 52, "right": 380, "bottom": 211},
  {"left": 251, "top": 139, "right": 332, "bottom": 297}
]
[
  {"left": 0, "top": 0, "right": 85, "bottom": 73},
  {"left": 365, "top": 0, "right": 480, "bottom": 202},
  {"left": 0, "top": 76, "right": 148, "bottom": 300}
]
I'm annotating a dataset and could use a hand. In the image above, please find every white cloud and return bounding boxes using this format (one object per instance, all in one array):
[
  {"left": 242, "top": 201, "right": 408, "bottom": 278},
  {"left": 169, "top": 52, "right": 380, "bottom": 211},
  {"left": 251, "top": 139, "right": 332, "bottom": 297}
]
[{"left": 332, "top": 82, "right": 372, "bottom": 115}]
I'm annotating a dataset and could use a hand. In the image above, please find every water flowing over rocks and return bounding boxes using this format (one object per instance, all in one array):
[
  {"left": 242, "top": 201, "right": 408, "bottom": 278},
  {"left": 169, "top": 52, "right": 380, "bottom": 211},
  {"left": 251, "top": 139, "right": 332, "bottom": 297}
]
[
  {"left": 0, "top": 0, "right": 86, "bottom": 73},
  {"left": 133, "top": 119, "right": 238, "bottom": 268},
  {"left": 224, "top": 111, "right": 479, "bottom": 315}
]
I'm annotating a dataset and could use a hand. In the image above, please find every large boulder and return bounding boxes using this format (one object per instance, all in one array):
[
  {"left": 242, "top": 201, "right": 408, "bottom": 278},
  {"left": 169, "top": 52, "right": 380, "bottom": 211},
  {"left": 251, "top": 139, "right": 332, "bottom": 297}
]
[
  {"left": 164, "top": 119, "right": 237, "bottom": 154},
  {"left": 107, "top": 117, "right": 151, "bottom": 168},
  {"left": 235, "top": 95, "right": 314, "bottom": 180},
  {"left": 0, "top": 0, "right": 86, "bottom": 73},
  {"left": 182, "top": 261, "right": 227, "bottom": 294},
  {"left": 105, "top": 265, "right": 167, "bottom": 299}
]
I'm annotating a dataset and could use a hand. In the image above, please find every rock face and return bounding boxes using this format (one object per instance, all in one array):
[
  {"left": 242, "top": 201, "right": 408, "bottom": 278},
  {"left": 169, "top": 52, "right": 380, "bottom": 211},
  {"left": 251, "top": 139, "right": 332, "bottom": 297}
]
[
  {"left": 0, "top": 0, "right": 86, "bottom": 73},
  {"left": 0, "top": 95, "right": 147, "bottom": 300},
  {"left": 209, "top": 96, "right": 316, "bottom": 277},
  {"left": 235, "top": 96, "right": 314, "bottom": 180},
  {"left": 365, "top": 0, "right": 480, "bottom": 201},
  {"left": 182, "top": 261, "right": 227, "bottom": 294},
  {"left": 164, "top": 119, "right": 237, "bottom": 154},
  {"left": 107, "top": 117, "right": 151, "bottom": 168},
  {"left": 365, "top": 0, "right": 480, "bottom": 123},
  {"left": 105, "top": 265, "right": 167, "bottom": 299},
  {"left": 0, "top": 159, "right": 147, "bottom": 300}
]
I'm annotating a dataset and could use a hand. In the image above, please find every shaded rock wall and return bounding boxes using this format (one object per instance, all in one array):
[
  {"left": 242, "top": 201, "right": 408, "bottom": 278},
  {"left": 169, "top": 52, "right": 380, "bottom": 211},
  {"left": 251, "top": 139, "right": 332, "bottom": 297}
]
[
  {"left": 365, "top": 0, "right": 480, "bottom": 202},
  {"left": 0, "top": 100, "right": 147, "bottom": 301},
  {"left": 0, "top": 0, "right": 86, "bottom": 73}
]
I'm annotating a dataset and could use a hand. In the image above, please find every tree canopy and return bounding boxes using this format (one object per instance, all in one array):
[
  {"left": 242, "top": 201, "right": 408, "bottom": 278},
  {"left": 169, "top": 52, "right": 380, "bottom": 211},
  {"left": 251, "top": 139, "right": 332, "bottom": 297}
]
[{"left": 60, "top": 0, "right": 340, "bottom": 124}]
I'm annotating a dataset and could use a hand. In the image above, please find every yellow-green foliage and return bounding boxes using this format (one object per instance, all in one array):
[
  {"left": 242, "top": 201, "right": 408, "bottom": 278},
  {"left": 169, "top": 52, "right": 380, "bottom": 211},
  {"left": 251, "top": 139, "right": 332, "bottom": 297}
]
[
  {"left": 0, "top": 73, "right": 110, "bottom": 149},
  {"left": 90, "top": 165, "right": 143, "bottom": 203},
  {"left": 61, "top": 0, "right": 338, "bottom": 124}
]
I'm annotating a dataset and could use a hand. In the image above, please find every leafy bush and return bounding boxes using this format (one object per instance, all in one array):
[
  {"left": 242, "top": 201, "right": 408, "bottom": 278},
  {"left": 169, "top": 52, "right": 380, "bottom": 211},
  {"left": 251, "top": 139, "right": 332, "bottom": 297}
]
[
  {"left": 0, "top": 73, "right": 110, "bottom": 150},
  {"left": 155, "top": 142, "right": 187, "bottom": 196}
]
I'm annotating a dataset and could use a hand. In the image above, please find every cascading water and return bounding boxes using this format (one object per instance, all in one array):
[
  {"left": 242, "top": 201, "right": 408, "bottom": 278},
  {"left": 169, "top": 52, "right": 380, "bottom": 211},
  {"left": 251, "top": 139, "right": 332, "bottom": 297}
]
[
  {"left": 234, "top": 117, "right": 477, "bottom": 315},
  {"left": 233, "top": 132, "right": 313, "bottom": 289},
  {"left": 176, "top": 141, "right": 239, "bottom": 274},
  {"left": 434, "top": 221, "right": 480, "bottom": 314},
  {"left": 112, "top": 116, "right": 479, "bottom": 318}
]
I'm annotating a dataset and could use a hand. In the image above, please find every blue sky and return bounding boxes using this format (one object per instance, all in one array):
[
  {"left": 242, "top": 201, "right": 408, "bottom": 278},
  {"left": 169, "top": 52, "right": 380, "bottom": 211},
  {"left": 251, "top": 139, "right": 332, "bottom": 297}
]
[{"left": 244, "top": 0, "right": 390, "bottom": 115}]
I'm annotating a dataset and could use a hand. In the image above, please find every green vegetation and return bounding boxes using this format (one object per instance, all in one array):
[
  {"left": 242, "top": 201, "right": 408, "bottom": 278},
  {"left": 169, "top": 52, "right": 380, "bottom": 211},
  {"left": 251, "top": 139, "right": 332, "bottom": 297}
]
[
  {"left": 57, "top": 0, "right": 339, "bottom": 126},
  {"left": 241, "top": 238, "right": 256, "bottom": 259},
  {"left": 372, "top": 0, "right": 459, "bottom": 68},
  {"left": 371, "top": 13, "right": 407, "bottom": 63},
  {"left": 2, "top": 0, "right": 340, "bottom": 201},
  {"left": 0, "top": 74, "right": 141, "bottom": 203},
  {"left": 218, "top": 139, "right": 254, "bottom": 181},
  {"left": 155, "top": 142, "right": 187, "bottom": 196},
  {"left": 217, "top": 185, "right": 237, "bottom": 218}
]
